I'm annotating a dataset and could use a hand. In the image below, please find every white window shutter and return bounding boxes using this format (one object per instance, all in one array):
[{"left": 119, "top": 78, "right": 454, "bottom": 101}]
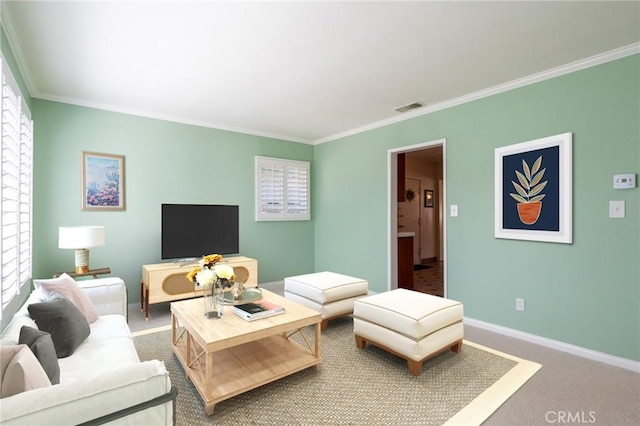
[
  {"left": 257, "top": 158, "right": 285, "bottom": 218},
  {"left": 256, "top": 156, "right": 310, "bottom": 221},
  {"left": 1, "top": 61, "right": 33, "bottom": 318},
  {"left": 18, "top": 105, "right": 33, "bottom": 287},
  {"left": 285, "top": 162, "right": 309, "bottom": 217}
]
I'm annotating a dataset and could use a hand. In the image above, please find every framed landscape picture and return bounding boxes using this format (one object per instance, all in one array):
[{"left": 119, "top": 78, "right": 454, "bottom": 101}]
[
  {"left": 494, "top": 133, "right": 572, "bottom": 244},
  {"left": 82, "top": 151, "right": 126, "bottom": 211}
]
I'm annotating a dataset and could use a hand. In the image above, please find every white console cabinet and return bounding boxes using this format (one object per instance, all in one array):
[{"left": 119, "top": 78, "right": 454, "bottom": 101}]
[{"left": 140, "top": 256, "right": 258, "bottom": 320}]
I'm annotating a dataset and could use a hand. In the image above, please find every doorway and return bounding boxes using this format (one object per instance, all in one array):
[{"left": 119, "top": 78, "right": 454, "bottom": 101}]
[{"left": 388, "top": 139, "right": 446, "bottom": 296}]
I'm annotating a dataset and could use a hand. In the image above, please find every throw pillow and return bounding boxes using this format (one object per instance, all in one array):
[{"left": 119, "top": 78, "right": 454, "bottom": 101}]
[
  {"left": 33, "top": 273, "right": 99, "bottom": 323},
  {"left": 0, "top": 345, "right": 52, "bottom": 398},
  {"left": 18, "top": 326, "right": 61, "bottom": 384},
  {"left": 28, "top": 298, "right": 90, "bottom": 358}
]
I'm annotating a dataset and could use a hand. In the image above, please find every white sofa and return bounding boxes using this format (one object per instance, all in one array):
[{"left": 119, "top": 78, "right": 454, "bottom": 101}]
[{"left": 0, "top": 277, "right": 176, "bottom": 426}]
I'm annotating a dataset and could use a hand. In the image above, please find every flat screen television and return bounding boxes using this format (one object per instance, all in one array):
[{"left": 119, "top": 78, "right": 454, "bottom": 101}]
[{"left": 161, "top": 204, "right": 239, "bottom": 260}]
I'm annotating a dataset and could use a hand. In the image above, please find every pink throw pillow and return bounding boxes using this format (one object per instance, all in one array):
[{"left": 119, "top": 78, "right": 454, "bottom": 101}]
[
  {"left": 33, "top": 274, "right": 99, "bottom": 323},
  {"left": 0, "top": 345, "right": 52, "bottom": 398}
]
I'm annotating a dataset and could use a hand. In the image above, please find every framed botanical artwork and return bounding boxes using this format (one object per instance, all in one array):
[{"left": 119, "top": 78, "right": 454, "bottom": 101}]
[
  {"left": 424, "top": 189, "right": 434, "bottom": 208},
  {"left": 494, "top": 133, "right": 572, "bottom": 243},
  {"left": 81, "top": 151, "right": 126, "bottom": 211}
]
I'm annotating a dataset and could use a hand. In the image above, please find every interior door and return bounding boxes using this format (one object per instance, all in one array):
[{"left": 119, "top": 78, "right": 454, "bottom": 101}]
[{"left": 398, "top": 177, "right": 421, "bottom": 264}]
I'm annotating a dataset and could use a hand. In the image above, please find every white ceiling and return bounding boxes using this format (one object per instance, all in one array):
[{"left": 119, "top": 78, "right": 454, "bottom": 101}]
[{"left": 3, "top": 1, "right": 639, "bottom": 144}]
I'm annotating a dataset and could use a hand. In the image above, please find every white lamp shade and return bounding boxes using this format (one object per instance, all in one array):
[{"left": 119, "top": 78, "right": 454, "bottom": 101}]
[{"left": 58, "top": 226, "right": 105, "bottom": 249}]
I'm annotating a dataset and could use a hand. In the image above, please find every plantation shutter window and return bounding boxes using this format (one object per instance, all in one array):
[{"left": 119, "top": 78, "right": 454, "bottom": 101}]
[
  {"left": 1, "top": 60, "right": 33, "bottom": 319},
  {"left": 255, "top": 156, "right": 310, "bottom": 221},
  {"left": 18, "top": 103, "right": 33, "bottom": 289}
]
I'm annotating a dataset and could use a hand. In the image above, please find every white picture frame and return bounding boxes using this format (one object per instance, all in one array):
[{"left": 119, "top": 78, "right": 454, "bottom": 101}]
[{"left": 495, "top": 133, "right": 572, "bottom": 244}]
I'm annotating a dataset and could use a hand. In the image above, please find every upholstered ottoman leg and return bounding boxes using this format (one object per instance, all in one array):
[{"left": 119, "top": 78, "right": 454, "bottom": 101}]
[
  {"left": 321, "top": 319, "right": 329, "bottom": 332},
  {"left": 355, "top": 335, "right": 367, "bottom": 349},
  {"left": 408, "top": 360, "right": 423, "bottom": 377}
]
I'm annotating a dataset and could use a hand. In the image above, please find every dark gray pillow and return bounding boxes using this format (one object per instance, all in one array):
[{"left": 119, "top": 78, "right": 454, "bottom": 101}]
[
  {"left": 28, "top": 298, "right": 90, "bottom": 358},
  {"left": 19, "top": 326, "right": 61, "bottom": 384}
]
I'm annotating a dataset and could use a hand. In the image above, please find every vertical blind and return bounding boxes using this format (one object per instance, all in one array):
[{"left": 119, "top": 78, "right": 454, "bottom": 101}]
[
  {"left": 1, "top": 60, "right": 33, "bottom": 319},
  {"left": 255, "top": 156, "right": 310, "bottom": 221}
]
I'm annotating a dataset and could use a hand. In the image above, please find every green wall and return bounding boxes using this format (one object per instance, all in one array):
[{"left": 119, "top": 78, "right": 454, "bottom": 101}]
[
  {"left": 314, "top": 55, "right": 640, "bottom": 361},
  {"left": 1, "top": 25, "right": 31, "bottom": 111},
  {"left": 32, "top": 101, "right": 315, "bottom": 299},
  {"left": 4, "top": 19, "right": 639, "bottom": 361}
]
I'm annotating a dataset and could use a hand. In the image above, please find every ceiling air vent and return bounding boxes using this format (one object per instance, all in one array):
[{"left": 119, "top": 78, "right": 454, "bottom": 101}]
[{"left": 395, "top": 102, "right": 424, "bottom": 113}]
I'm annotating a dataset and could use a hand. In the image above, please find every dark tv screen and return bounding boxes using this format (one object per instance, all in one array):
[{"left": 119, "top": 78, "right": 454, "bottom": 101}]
[{"left": 161, "top": 204, "right": 239, "bottom": 260}]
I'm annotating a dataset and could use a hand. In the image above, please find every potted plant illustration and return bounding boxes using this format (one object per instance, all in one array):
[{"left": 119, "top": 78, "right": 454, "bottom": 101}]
[{"left": 509, "top": 156, "right": 547, "bottom": 225}]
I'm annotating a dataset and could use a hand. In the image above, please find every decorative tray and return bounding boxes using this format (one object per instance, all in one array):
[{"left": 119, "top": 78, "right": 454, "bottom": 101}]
[{"left": 222, "top": 287, "right": 263, "bottom": 305}]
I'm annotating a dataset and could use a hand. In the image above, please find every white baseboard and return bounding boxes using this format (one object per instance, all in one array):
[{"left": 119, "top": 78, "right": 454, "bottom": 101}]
[{"left": 464, "top": 317, "right": 640, "bottom": 373}]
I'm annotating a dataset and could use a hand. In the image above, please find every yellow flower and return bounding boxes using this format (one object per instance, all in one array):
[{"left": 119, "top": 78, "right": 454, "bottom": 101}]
[
  {"left": 186, "top": 266, "right": 201, "bottom": 283},
  {"left": 187, "top": 254, "right": 233, "bottom": 286},
  {"left": 200, "top": 254, "right": 222, "bottom": 267}
]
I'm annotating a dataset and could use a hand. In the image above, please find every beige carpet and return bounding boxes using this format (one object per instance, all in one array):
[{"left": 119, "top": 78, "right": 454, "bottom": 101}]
[{"left": 133, "top": 318, "right": 540, "bottom": 425}]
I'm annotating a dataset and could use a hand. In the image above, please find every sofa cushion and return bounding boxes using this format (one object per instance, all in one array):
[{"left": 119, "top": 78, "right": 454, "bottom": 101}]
[
  {"left": 28, "top": 299, "right": 90, "bottom": 358},
  {"left": 0, "top": 345, "right": 52, "bottom": 398},
  {"left": 34, "top": 274, "right": 99, "bottom": 323},
  {"left": 0, "top": 360, "right": 171, "bottom": 425},
  {"left": 18, "top": 327, "right": 60, "bottom": 384},
  {"left": 57, "top": 315, "right": 139, "bottom": 384},
  {"left": 87, "top": 314, "right": 133, "bottom": 342}
]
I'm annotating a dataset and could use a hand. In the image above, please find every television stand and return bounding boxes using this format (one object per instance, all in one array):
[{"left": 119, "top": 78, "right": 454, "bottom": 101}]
[{"left": 140, "top": 256, "right": 258, "bottom": 320}]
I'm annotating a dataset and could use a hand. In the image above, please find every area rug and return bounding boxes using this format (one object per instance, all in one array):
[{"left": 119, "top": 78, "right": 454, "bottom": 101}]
[{"left": 133, "top": 318, "right": 540, "bottom": 425}]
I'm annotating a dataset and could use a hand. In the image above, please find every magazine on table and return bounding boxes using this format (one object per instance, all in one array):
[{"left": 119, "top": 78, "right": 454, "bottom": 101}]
[{"left": 233, "top": 300, "right": 286, "bottom": 321}]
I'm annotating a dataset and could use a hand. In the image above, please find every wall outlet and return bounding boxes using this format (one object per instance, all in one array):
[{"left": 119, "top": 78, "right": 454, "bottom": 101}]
[{"left": 516, "top": 298, "right": 525, "bottom": 312}]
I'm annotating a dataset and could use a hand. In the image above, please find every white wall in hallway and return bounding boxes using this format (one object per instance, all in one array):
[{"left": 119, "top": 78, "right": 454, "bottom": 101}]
[{"left": 405, "top": 151, "right": 443, "bottom": 261}]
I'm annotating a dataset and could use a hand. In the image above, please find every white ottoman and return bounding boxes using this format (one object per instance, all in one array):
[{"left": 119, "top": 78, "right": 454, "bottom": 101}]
[
  {"left": 353, "top": 289, "right": 463, "bottom": 376},
  {"left": 284, "top": 271, "right": 368, "bottom": 331}
]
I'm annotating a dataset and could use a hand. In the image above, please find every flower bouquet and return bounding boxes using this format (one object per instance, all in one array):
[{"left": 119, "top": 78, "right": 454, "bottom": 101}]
[{"left": 186, "top": 254, "right": 236, "bottom": 318}]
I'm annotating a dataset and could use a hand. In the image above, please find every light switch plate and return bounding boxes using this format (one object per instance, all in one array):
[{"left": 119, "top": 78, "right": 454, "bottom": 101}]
[
  {"left": 450, "top": 205, "right": 459, "bottom": 217},
  {"left": 609, "top": 201, "right": 625, "bottom": 218}
]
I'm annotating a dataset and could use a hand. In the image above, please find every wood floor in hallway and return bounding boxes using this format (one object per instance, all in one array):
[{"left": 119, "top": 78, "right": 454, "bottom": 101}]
[{"left": 412, "top": 261, "right": 444, "bottom": 297}]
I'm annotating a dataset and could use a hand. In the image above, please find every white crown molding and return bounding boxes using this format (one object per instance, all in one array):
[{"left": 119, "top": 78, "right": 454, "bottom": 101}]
[
  {"left": 34, "top": 93, "right": 313, "bottom": 145},
  {"left": 2, "top": 7, "right": 312, "bottom": 144},
  {"left": 0, "top": 8, "right": 37, "bottom": 97},
  {"left": 465, "top": 317, "right": 640, "bottom": 373},
  {"left": 3, "top": 0, "right": 637, "bottom": 147},
  {"left": 314, "top": 43, "right": 640, "bottom": 145}
]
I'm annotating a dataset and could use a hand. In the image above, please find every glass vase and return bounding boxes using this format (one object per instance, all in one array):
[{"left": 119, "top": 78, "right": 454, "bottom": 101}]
[{"left": 203, "top": 283, "right": 223, "bottom": 319}]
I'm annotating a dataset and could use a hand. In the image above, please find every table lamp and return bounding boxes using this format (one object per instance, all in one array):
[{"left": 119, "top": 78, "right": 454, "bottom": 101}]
[{"left": 58, "top": 226, "right": 105, "bottom": 273}]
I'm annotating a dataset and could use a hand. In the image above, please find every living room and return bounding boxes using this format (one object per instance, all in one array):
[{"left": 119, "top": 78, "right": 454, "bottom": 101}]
[{"left": 1, "top": 1, "right": 638, "bottom": 424}]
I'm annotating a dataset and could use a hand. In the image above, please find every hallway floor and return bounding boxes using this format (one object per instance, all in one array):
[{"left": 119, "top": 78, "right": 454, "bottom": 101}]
[{"left": 412, "top": 261, "right": 444, "bottom": 297}]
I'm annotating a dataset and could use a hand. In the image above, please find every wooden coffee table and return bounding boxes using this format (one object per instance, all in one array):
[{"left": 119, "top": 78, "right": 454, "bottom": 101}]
[{"left": 170, "top": 289, "right": 322, "bottom": 415}]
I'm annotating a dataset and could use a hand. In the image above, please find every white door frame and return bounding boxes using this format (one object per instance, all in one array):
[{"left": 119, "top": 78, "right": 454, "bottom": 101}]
[{"left": 387, "top": 138, "right": 447, "bottom": 295}]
